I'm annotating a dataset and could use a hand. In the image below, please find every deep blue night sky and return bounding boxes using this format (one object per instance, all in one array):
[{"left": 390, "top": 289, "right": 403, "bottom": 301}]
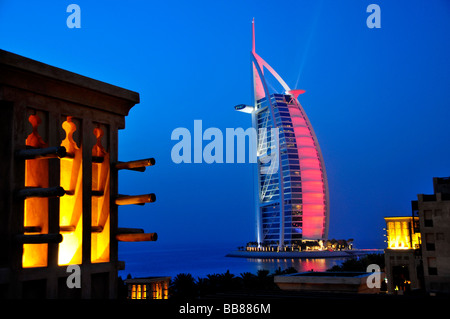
[{"left": 1, "top": 0, "right": 449, "bottom": 249}]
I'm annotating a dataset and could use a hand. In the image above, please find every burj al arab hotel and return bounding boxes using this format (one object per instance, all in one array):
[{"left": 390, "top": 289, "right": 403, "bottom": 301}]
[{"left": 235, "top": 20, "right": 329, "bottom": 247}]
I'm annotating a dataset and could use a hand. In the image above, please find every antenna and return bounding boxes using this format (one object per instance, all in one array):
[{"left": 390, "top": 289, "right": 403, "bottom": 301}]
[{"left": 252, "top": 18, "right": 255, "bottom": 53}]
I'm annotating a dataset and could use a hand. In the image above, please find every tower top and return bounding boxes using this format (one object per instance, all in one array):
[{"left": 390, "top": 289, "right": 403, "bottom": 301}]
[{"left": 252, "top": 18, "right": 256, "bottom": 53}]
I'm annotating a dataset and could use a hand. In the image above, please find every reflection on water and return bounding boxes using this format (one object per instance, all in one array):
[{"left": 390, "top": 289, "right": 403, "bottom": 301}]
[
  {"left": 246, "top": 257, "right": 346, "bottom": 274},
  {"left": 252, "top": 258, "right": 329, "bottom": 272},
  {"left": 118, "top": 243, "right": 349, "bottom": 279}
]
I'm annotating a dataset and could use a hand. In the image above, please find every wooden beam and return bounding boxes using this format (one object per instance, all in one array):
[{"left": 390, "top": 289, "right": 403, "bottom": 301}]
[
  {"left": 60, "top": 225, "right": 76, "bottom": 233},
  {"left": 16, "top": 234, "right": 63, "bottom": 244},
  {"left": 92, "top": 156, "right": 104, "bottom": 163},
  {"left": 91, "top": 226, "right": 103, "bottom": 233},
  {"left": 15, "top": 146, "right": 67, "bottom": 160},
  {"left": 91, "top": 190, "right": 104, "bottom": 197},
  {"left": 116, "top": 233, "right": 157, "bottom": 242},
  {"left": 23, "top": 226, "right": 42, "bottom": 233},
  {"left": 115, "top": 194, "right": 155, "bottom": 206},
  {"left": 115, "top": 158, "right": 155, "bottom": 172},
  {"left": 116, "top": 227, "right": 144, "bottom": 234},
  {"left": 16, "top": 186, "right": 65, "bottom": 199}
]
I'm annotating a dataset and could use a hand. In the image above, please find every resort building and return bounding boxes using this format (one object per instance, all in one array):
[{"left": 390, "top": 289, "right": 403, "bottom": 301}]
[
  {"left": 416, "top": 177, "right": 450, "bottom": 294},
  {"left": 235, "top": 20, "right": 329, "bottom": 247},
  {"left": 384, "top": 177, "right": 450, "bottom": 295},
  {"left": 0, "top": 49, "right": 158, "bottom": 298},
  {"left": 384, "top": 214, "right": 422, "bottom": 293},
  {"left": 125, "top": 276, "right": 170, "bottom": 300}
]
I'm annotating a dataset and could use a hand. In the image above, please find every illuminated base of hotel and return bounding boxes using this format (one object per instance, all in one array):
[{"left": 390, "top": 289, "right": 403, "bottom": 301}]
[{"left": 226, "top": 249, "right": 382, "bottom": 259}]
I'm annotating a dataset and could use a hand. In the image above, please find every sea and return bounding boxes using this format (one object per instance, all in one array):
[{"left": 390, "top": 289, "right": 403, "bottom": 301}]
[{"left": 117, "top": 241, "right": 356, "bottom": 280}]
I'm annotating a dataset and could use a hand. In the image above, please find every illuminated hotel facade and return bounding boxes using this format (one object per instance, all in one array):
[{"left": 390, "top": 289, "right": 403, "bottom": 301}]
[{"left": 236, "top": 21, "right": 329, "bottom": 247}]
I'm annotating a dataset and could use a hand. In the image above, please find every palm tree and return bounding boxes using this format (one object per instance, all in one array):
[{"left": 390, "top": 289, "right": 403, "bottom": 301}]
[
  {"left": 240, "top": 272, "right": 257, "bottom": 290},
  {"left": 221, "top": 270, "right": 235, "bottom": 281},
  {"left": 170, "top": 273, "right": 197, "bottom": 299},
  {"left": 273, "top": 267, "right": 284, "bottom": 276},
  {"left": 196, "top": 277, "right": 209, "bottom": 297},
  {"left": 240, "top": 272, "right": 256, "bottom": 280},
  {"left": 274, "top": 266, "right": 297, "bottom": 275}
]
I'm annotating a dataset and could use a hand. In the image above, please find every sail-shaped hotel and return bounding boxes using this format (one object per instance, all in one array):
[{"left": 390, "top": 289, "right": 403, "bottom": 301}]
[{"left": 236, "top": 20, "right": 329, "bottom": 247}]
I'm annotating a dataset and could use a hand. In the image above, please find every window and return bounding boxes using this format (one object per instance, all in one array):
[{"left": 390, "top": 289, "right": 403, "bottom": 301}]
[
  {"left": 428, "top": 257, "right": 437, "bottom": 275},
  {"left": 137, "top": 284, "right": 141, "bottom": 299},
  {"left": 425, "top": 233, "right": 435, "bottom": 251},
  {"left": 424, "top": 210, "right": 433, "bottom": 227},
  {"left": 131, "top": 285, "right": 136, "bottom": 299},
  {"left": 130, "top": 284, "right": 147, "bottom": 299},
  {"left": 428, "top": 268, "right": 438, "bottom": 275}
]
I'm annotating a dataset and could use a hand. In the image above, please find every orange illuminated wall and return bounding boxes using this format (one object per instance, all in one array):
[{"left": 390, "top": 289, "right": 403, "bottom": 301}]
[
  {"left": 59, "top": 117, "right": 83, "bottom": 265},
  {"left": 58, "top": 120, "right": 112, "bottom": 265},
  {"left": 23, "top": 116, "right": 112, "bottom": 267},
  {"left": 91, "top": 125, "right": 110, "bottom": 263},
  {"left": 23, "top": 113, "right": 49, "bottom": 267}
]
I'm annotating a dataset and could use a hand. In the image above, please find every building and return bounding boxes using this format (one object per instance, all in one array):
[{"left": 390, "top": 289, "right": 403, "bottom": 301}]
[
  {"left": 0, "top": 49, "right": 158, "bottom": 298},
  {"left": 235, "top": 20, "right": 329, "bottom": 247},
  {"left": 383, "top": 215, "right": 422, "bottom": 293},
  {"left": 125, "top": 277, "right": 170, "bottom": 300},
  {"left": 274, "top": 271, "right": 382, "bottom": 294},
  {"left": 417, "top": 177, "right": 450, "bottom": 294},
  {"left": 384, "top": 177, "right": 450, "bottom": 295}
]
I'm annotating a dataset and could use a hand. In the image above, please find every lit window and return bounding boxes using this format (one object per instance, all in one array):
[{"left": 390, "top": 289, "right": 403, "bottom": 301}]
[{"left": 131, "top": 285, "right": 136, "bottom": 299}]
